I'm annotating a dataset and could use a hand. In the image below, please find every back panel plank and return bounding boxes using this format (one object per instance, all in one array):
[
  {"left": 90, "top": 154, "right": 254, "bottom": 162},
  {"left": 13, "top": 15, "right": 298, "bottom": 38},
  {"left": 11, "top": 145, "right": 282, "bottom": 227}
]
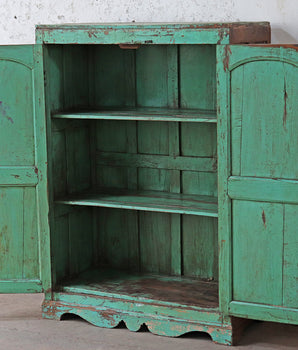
[
  {"left": 183, "top": 216, "right": 218, "bottom": 279},
  {"left": 180, "top": 45, "right": 216, "bottom": 110}
]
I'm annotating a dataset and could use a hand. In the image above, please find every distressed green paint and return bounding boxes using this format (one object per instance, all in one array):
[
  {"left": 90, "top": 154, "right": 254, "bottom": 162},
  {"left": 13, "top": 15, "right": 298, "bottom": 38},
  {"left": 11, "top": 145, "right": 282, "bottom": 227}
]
[
  {"left": 233, "top": 200, "right": 283, "bottom": 305},
  {"left": 228, "top": 176, "right": 298, "bottom": 204},
  {"left": 283, "top": 205, "right": 298, "bottom": 308},
  {"left": 43, "top": 298, "right": 234, "bottom": 344},
  {"left": 229, "top": 302, "right": 298, "bottom": 325},
  {"left": 0, "top": 45, "right": 51, "bottom": 293},
  {"left": 53, "top": 108, "right": 217, "bottom": 122},
  {"left": 217, "top": 44, "right": 298, "bottom": 325},
  {"left": 5, "top": 23, "right": 294, "bottom": 345}
]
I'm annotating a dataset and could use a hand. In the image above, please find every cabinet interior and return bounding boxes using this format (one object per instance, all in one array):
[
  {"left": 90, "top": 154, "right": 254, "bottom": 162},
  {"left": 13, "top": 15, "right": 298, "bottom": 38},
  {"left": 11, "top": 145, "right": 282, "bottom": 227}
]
[{"left": 45, "top": 44, "right": 219, "bottom": 308}]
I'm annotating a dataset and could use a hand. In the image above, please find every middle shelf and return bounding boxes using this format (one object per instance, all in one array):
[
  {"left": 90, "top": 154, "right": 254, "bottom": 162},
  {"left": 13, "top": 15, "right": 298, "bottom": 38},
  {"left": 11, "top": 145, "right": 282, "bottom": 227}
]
[
  {"left": 55, "top": 190, "right": 218, "bottom": 217},
  {"left": 52, "top": 107, "right": 217, "bottom": 123}
]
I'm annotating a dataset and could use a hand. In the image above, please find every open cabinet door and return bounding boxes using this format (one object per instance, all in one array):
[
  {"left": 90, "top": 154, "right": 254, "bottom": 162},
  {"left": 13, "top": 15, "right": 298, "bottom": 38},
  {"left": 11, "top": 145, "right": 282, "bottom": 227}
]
[
  {"left": 217, "top": 45, "right": 298, "bottom": 325},
  {"left": 0, "top": 45, "right": 51, "bottom": 293}
]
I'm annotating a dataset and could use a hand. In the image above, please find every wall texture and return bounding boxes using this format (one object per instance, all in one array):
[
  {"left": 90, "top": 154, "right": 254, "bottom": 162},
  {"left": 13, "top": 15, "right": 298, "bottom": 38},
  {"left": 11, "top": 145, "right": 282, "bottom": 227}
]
[{"left": 0, "top": 0, "right": 297, "bottom": 44}]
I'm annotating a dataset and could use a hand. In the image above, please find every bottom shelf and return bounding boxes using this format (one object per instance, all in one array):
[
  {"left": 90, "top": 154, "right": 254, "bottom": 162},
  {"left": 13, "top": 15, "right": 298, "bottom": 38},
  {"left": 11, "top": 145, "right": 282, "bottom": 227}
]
[{"left": 59, "top": 268, "right": 219, "bottom": 309}]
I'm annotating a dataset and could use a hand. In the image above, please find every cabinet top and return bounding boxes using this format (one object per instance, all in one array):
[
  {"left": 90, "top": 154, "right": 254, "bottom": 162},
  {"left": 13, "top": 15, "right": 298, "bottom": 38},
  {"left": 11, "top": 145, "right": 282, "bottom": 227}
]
[{"left": 35, "top": 22, "right": 270, "bottom": 45}]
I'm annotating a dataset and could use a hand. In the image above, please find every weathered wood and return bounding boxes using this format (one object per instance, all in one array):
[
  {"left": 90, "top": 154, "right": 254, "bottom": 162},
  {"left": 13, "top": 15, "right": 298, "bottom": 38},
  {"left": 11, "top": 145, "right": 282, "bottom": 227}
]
[
  {"left": 53, "top": 108, "right": 217, "bottom": 122},
  {"left": 56, "top": 190, "right": 218, "bottom": 217},
  {"left": 228, "top": 176, "right": 298, "bottom": 204},
  {"left": 0, "top": 45, "right": 51, "bottom": 293},
  {"left": 96, "top": 151, "right": 215, "bottom": 173},
  {"left": 232, "top": 200, "right": 283, "bottom": 305},
  {"left": 218, "top": 44, "right": 298, "bottom": 326},
  {"left": 36, "top": 22, "right": 270, "bottom": 45}
]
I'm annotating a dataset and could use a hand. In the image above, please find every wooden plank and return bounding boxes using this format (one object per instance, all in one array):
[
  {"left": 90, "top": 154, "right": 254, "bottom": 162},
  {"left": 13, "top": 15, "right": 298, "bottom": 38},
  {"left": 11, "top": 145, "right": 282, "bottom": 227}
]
[
  {"left": 183, "top": 216, "right": 218, "bottom": 279},
  {"left": 229, "top": 301, "right": 298, "bottom": 325},
  {"left": 167, "top": 46, "right": 179, "bottom": 108},
  {"left": 181, "top": 123, "right": 217, "bottom": 157},
  {"left": 63, "top": 45, "right": 89, "bottom": 109},
  {"left": 216, "top": 44, "right": 233, "bottom": 315},
  {"left": 232, "top": 200, "right": 283, "bottom": 305},
  {"left": 136, "top": 45, "right": 169, "bottom": 107},
  {"left": 93, "top": 45, "right": 135, "bottom": 108},
  {"left": 36, "top": 22, "right": 271, "bottom": 45},
  {"left": 65, "top": 125, "right": 91, "bottom": 194},
  {"left": 139, "top": 212, "right": 172, "bottom": 274},
  {"left": 33, "top": 44, "right": 52, "bottom": 293},
  {"left": 56, "top": 190, "right": 218, "bottom": 217},
  {"left": 182, "top": 171, "right": 218, "bottom": 196},
  {"left": 52, "top": 130, "right": 67, "bottom": 198},
  {"left": 52, "top": 213, "right": 69, "bottom": 284},
  {"left": 228, "top": 176, "right": 298, "bottom": 204},
  {"left": 68, "top": 208, "right": 93, "bottom": 276},
  {"left": 0, "top": 280, "right": 42, "bottom": 293},
  {"left": 23, "top": 187, "right": 39, "bottom": 279},
  {"left": 53, "top": 108, "right": 217, "bottom": 122},
  {"left": 96, "top": 152, "right": 215, "bottom": 173},
  {"left": 55, "top": 288, "right": 221, "bottom": 322},
  {"left": 283, "top": 204, "right": 298, "bottom": 308},
  {"left": 60, "top": 267, "right": 219, "bottom": 309},
  {"left": 170, "top": 214, "right": 181, "bottom": 275},
  {"left": 180, "top": 45, "right": 216, "bottom": 110},
  {"left": 37, "top": 27, "right": 230, "bottom": 45},
  {"left": 0, "top": 166, "right": 38, "bottom": 186},
  {"left": 97, "top": 208, "right": 139, "bottom": 271}
]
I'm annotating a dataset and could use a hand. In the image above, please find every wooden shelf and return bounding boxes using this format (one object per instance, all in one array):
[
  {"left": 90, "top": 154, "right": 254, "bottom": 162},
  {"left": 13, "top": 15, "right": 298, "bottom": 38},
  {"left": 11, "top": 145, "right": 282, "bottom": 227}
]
[
  {"left": 55, "top": 190, "right": 218, "bottom": 217},
  {"left": 60, "top": 268, "right": 219, "bottom": 309},
  {"left": 52, "top": 108, "right": 217, "bottom": 123}
]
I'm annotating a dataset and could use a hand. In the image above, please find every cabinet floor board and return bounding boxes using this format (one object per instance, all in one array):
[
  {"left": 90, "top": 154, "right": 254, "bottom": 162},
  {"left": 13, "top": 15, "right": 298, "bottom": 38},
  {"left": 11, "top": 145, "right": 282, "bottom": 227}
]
[{"left": 59, "top": 268, "right": 219, "bottom": 309}]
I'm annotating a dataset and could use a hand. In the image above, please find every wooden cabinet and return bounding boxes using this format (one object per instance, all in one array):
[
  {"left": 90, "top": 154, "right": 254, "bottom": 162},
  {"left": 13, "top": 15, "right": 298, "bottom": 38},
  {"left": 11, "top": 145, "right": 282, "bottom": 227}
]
[{"left": 0, "top": 23, "right": 297, "bottom": 345}]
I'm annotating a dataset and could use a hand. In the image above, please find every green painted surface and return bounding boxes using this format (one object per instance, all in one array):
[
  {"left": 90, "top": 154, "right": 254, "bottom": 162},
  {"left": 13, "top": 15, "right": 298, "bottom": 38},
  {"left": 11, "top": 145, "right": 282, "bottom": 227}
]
[
  {"left": 217, "top": 44, "right": 298, "bottom": 325},
  {"left": 5, "top": 23, "right": 292, "bottom": 343},
  {"left": 233, "top": 200, "right": 283, "bottom": 305},
  {"left": 0, "top": 45, "right": 50, "bottom": 293},
  {"left": 53, "top": 108, "right": 217, "bottom": 122},
  {"left": 283, "top": 205, "right": 298, "bottom": 308}
]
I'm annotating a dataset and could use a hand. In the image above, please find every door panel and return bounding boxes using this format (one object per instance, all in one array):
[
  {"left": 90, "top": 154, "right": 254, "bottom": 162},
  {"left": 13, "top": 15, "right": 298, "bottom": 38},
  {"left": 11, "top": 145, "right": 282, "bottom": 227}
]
[
  {"left": 231, "top": 58, "right": 298, "bottom": 179},
  {"left": 0, "top": 45, "right": 49, "bottom": 293},
  {"left": 0, "top": 58, "right": 35, "bottom": 165},
  {"left": 217, "top": 45, "right": 298, "bottom": 324}
]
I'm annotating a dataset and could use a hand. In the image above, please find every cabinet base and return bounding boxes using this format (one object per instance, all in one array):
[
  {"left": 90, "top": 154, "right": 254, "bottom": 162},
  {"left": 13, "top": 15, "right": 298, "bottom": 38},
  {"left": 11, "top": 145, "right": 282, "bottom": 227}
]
[{"left": 42, "top": 297, "right": 246, "bottom": 345}]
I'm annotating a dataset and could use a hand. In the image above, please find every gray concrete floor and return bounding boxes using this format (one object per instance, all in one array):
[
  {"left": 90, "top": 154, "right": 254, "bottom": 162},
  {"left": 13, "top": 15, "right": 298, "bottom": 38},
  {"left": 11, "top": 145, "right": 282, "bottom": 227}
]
[{"left": 0, "top": 294, "right": 297, "bottom": 350}]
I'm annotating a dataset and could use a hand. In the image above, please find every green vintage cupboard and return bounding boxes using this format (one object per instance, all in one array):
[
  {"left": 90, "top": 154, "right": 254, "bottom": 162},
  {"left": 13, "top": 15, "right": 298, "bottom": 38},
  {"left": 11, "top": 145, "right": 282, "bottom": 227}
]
[{"left": 0, "top": 23, "right": 297, "bottom": 345}]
